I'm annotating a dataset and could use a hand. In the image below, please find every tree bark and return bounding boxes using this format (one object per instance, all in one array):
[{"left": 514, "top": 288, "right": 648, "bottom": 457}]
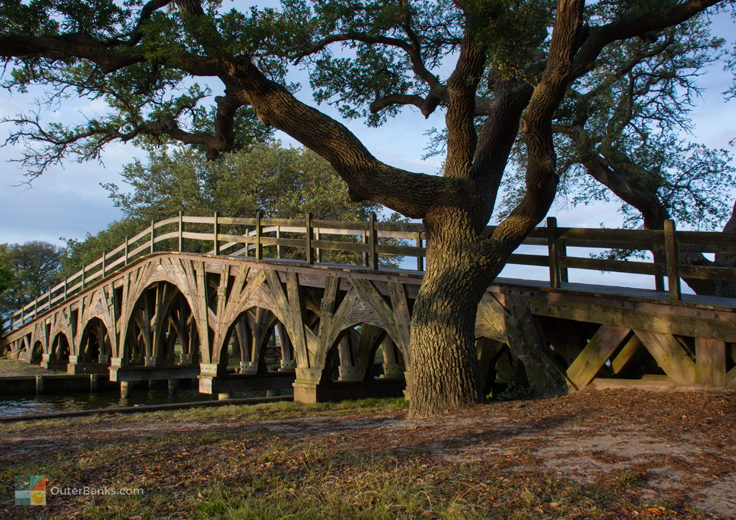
[{"left": 406, "top": 208, "right": 495, "bottom": 416}]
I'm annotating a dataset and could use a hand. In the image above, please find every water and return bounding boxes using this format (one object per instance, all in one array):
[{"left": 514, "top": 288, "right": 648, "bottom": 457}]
[{"left": 0, "top": 386, "right": 285, "bottom": 418}]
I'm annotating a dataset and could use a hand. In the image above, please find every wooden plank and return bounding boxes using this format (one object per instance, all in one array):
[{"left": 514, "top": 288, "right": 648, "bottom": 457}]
[
  {"left": 507, "top": 253, "right": 550, "bottom": 267},
  {"left": 106, "top": 240, "right": 127, "bottom": 258},
  {"left": 560, "top": 256, "right": 662, "bottom": 276},
  {"left": 678, "top": 264, "right": 736, "bottom": 282},
  {"left": 312, "top": 239, "right": 369, "bottom": 253},
  {"left": 566, "top": 325, "right": 630, "bottom": 389},
  {"left": 105, "top": 255, "right": 126, "bottom": 272},
  {"left": 695, "top": 338, "right": 727, "bottom": 386},
  {"left": 181, "top": 231, "right": 214, "bottom": 241},
  {"left": 312, "top": 219, "right": 369, "bottom": 231},
  {"left": 557, "top": 228, "right": 661, "bottom": 249},
  {"left": 128, "top": 242, "right": 150, "bottom": 258},
  {"left": 676, "top": 231, "right": 736, "bottom": 252},
  {"left": 260, "top": 218, "right": 302, "bottom": 227},
  {"left": 611, "top": 334, "right": 643, "bottom": 374},
  {"left": 374, "top": 221, "right": 424, "bottom": 233},
  {"left": 182, "top": 216, "right": 215, "bottom": 224},
  {"left": 375, "top": 244, "right": 425, "bottom": 257},
  {"left": 153, "top": 216, "right": 179, "bottom": 228},
  {"left": 216, "top": 216, "right": 256, "bottom": 226},
  {"left": 128, "top": 227, "right": 152, "bottom": 244},
  {"left": 377, "top": 230, "right": 418, "bottom": 239},
  {"left": 634, "top": 330, "right": 696, "bottom": 385},
  {"left": 153, "top": 231, "right": 178, "bottom": 242},
  {"left": 216, "top": 233, "right": 256, "bottom": 243},
  {"left": 529, "top": 299, "right": 736, "bottom": 343}
]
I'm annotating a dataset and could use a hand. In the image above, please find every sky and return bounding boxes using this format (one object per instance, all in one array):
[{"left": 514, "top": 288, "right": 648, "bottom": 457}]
[{"left": 0, "top": 5, "right": 734, "bottom": 290}]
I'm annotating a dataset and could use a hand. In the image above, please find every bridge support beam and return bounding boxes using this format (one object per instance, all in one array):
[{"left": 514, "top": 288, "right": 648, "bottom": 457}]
[{"left": 695, "top": 338, "right": 727, "bottom": 387}]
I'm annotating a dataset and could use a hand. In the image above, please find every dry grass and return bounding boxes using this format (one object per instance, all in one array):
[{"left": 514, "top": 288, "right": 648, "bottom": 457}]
[{"left": 0, "top": 391, "right": 732, "bottom": 519}]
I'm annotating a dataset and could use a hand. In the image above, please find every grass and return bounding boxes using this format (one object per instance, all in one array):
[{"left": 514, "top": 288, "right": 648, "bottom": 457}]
[
  {"left": 0, "top": 358, "right": 64, "bottom": 377},
  {"left": 0, "top": 397, "right": 722, "bottom": 520},
  {"left": 0, "top": 397, "right": 408, "bottom": 435},
  {"left": 614, "top": 469, "right": 648, "bottom": 488}
]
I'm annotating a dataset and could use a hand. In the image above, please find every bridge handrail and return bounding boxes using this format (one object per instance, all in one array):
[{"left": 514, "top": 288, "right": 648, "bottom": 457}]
[{"left": 4, "top": 213, "right": 735, "bottom": 332}]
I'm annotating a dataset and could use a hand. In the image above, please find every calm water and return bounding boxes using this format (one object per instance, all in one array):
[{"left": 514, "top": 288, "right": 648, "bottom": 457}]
[{"left": 0, "top": 386, "right": 286, "bottom": 417}]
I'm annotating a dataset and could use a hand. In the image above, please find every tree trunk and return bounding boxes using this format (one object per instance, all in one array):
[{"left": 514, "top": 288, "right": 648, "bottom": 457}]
[{"left": 406, "top": 209, "right": 494, "bottom": 417}]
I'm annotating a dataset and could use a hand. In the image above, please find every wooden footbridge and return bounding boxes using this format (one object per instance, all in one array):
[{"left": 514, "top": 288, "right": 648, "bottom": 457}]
[{"left": 2, "top": 214, "right": 735, "bottom": 401}]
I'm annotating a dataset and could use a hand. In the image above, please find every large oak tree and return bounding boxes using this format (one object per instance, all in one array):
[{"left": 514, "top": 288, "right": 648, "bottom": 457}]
[{"left": 1, "top": 0, "right": 730, "bottom": 415}]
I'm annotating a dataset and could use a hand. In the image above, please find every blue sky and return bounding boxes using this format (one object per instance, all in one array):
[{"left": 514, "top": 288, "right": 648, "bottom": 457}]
[{"left": 0, "top": 6, "right": 733, "bottom": 292}]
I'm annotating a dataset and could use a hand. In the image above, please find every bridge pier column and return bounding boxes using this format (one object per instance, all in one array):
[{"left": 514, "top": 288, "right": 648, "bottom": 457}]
[
  {"left": 338, "top": 366, "right": 366, "bottom": 382},
  {"left": 145, "top": 357, "right": 161, "bottom": 368},
  {"left": 280, "top": 359, "right": 296, "bottom": 371},
  {"left": 120, "top": 381, "right": 131, "bottom": 399},
  {"left": 40, "top": 354, "right": 52, "bottom": 369},
  {"left": 240, "top": 361, "right": 259, "bottom": 375},
  {"left": 198, "top": 363, "right": 227, "bottom": 394},
  {"left": 380, "top": 339, "right": 404, "bottom": 380},
  {"left": 66, "top": 355, "right": 80, "bottom": 374},
  {"left": 168, "top": 379, "right": 179, "bottom": 395},
  {"left": 381, "top": 363, "right": 404, "bottom": 380},
  {"left": 108, "top": 357, "right": 127, "bottom": 382},
  {"left": 292, "top": 368, "right": 324, "bottom": 404}
]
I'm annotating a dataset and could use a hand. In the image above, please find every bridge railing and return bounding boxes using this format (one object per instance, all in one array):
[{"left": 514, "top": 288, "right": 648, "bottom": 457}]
[{"left": 4, "top": 213, "right": 735, "bottom": 333}]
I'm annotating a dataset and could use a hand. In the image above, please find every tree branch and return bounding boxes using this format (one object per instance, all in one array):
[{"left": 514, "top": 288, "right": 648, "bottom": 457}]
[
  {"left": 571, "top": 0, "right": 721, "bottom": 78},
  {"left": 489, "top": 0, "right": 585, "bottom": 248},
  {"left": 443, "top": 27, "right": 486, "bottom": 179},
  {"left": 230, "top": 60, "right": 461, "bottom": 218}
]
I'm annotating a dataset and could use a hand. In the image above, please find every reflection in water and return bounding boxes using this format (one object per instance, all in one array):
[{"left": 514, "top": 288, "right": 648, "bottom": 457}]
[{"left": 0, "top": 386, "right": 282, "bottom": 417}]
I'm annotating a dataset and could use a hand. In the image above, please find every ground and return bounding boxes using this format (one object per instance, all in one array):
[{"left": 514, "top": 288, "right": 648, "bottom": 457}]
[
  {"left": 0, "top": 359, "right": 64, "bottom": 377},
  {"left": 0, "top": 389, "right": 733, "bottom": 519}
]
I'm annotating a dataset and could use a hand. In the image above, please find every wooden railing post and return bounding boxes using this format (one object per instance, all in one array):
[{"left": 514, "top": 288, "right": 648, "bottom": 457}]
[
  {"left": 213, "top": 211, "right": 220, "bottom": 256},
  {"left": 81, "top": 263, "right": 86, "bottom": 290},
  {"left": 368, "top": 212, "right": 378, "bottom": 270},
  {"left": 415, "top": 232, "right": 424, "bottom": 271},
  {"left": 255, "top": 211, "right": 262, "bottom": 260},
  {"left": 150, "top": 219, "right": 155, "bottom": 254},
  {"left": 559, "top": 238, "right": 569, "bottom": 283},
  {"left": 124, "top": 236, "right": 129, "bottom": 265},
  {"left": 315, "top": 226, "right": 322, "bottom": 263},
  {"left": 664, "top": 219, "right": 681, "bottom": 300},
  {"left": 305, "top": 212, "right": 313, "bottom": 265},
  {"left": 276, "top": 226, "right": 281, "bottom": 259},
  {"left": 362, "top": 228, "right": 369, "bottom": 266},
  {"left": 64, "top": 278, "right": 68, "bottom": 301},
  {"left": 547, "top": 216, "right": 560, "bottom": 289},
  {"left": 102, "top": 250, "right": 107, "bottom": 277},
  {"left": 178, "top": 211, "right": 183, "bottom": 252}
]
